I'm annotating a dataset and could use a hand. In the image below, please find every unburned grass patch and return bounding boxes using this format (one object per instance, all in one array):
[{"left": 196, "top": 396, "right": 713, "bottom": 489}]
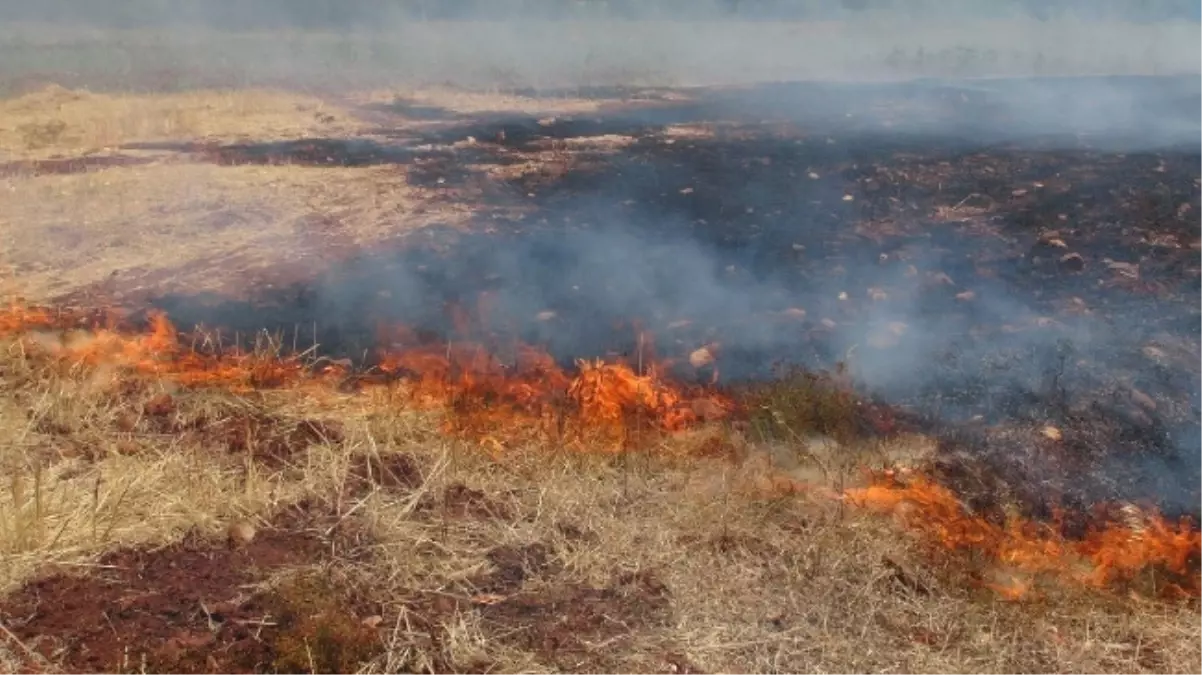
[
  {"left": 738, "top": 366, "right": 881, "bottom": 445},
  {"left": 0, "top": 85, "right": 362, "bottom": 160},
  {"left": 0, "top": 349, "right": 342, "bottom": 471}
]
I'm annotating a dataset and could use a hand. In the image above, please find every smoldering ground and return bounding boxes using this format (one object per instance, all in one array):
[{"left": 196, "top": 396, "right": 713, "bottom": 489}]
[
  {"left": 9, "top": 4, "right": 1201, "bottom": 515},
  {"left": 120, "top": 75, "right": 1202, "bottom": 518}
]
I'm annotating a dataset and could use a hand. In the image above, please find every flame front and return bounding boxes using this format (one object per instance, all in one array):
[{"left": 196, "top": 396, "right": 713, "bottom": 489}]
[
  {"left": 845, "top": 476, "right": 1201, "bottom": 599},
  {"left": 2, "top": 307, "right": 307, "bottom": 393},
  {"left": 375, "top": 329, "right": 730, "bottom": 445},
  {"left": 2, "top": 303, "right": 730, "bottom": 444},
  {"left": 3, "top": 301, "right": 1197, "bottom": 600}
]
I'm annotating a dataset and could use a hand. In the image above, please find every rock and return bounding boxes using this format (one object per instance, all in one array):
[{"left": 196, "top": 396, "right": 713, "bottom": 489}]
[
  {"left": 1058, "top": 252, "right": 1085, "bottom": 272},
  {"left": 689, "top": 347, "right": 716, "bottom": 369},
  {"left": 1130, "top": 388, "right": 1157, "bottom": 412},
  {"left": 227, "top": 521, "right": 257, "bottom": 548},
  {"left": 1103, "top": 259, "right": 1140, "bottom": 279}
]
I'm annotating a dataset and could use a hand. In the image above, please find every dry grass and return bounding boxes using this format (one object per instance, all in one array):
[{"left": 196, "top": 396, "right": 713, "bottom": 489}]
[
  {"left": 0, "top": 85, "right": 362, "bottom": 159},
  {"left": 0, "top": 162, "right": 454, "bottom": 300},
  {"left": 0, "top": 341, "right": 1197, "bottom": 673},
  {"left": 352, "top": 86, "right": 624, "bottom": 118},
  {"left": 0, "top": 85, "right": 477, "bottom": 302}
]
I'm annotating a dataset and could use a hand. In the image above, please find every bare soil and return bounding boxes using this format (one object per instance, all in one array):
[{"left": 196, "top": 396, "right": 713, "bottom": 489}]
[{"left": 1, "top": 502, "right": 376, "bottom": 673}]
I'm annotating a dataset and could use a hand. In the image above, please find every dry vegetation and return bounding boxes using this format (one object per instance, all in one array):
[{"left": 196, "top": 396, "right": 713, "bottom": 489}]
[
  {"left": 0, "top": 344, "right": 1198, "bottom": 673},
  {"left": 0, "top": 86, "right": 471, "bottom": 302},
  {"left": 0, "top": 85, "right": 1197, "bottom": 674}
]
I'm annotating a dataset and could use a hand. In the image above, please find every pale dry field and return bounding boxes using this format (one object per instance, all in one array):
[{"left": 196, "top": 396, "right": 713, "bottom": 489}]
[{"left": 0, "top": 84, "right": 1197, "bottom": 674}]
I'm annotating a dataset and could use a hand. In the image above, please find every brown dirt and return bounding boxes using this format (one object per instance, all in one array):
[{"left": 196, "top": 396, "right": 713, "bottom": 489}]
[
  {"left": 0, "top": 502, "right": 378, "bottom": 674},
  {"left": 416, "top": 482, "right": 516, "bottom": 521},
  {"left": 345, "top": 451, "right": 424, "bottom": 495},
  {"left": 477, "top": 569, "right": 675, "bottom": 673},
  {"left": 203, "top": 415, "right": 345, "bottom": 469},
  {"left": 473, "top": 543, "right": 561, "bottom": 594}
]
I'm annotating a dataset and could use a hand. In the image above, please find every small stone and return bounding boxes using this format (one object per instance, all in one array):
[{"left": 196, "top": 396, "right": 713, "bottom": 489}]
[
  {"left": 227, "top": 521, "right": 257, "bottom": 548},
  {"left": 689, "top": 347, "right": 716, "bottom": 369},
  {"left": 1130, "top": 388, "right": 1157, "bottom": 411},
  {"left": 1058, "top": 252, "right": 1085, "bottom": 272}
]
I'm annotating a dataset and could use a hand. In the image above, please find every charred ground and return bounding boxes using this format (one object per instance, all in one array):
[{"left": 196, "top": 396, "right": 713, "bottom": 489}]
[{"left": 62, "top": 76, "right": 1202, "bottom": 523}]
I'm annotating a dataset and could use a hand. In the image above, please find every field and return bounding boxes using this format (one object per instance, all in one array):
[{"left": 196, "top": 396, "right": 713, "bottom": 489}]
[{"left": 0, "top": 23, "right": 1199, "bottom": 674}]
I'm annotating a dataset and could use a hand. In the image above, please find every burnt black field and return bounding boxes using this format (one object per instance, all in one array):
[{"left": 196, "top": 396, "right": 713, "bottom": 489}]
[{"left": 80, "top": 76, "right": 1201, "bottom": 521}]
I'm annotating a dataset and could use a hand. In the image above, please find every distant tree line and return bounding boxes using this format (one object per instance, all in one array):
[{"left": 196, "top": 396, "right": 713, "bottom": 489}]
[{"left": 2, "top": 0, "right": 1197, "bottom": 28}]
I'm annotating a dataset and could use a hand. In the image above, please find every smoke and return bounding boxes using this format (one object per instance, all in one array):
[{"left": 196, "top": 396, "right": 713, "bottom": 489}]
[
  {"left": 5, "top": 2, "right": 1198, "bottom": 512},
  {"left": 1, "top": 1, "right": 1198, "bottom": 92}
]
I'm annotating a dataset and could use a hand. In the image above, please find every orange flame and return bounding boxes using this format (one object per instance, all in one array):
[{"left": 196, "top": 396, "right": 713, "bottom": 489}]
[
  {"left": 375, "top": 328, "right": 731, "bottom": 445},
  {"left": 6, "top": 301, "right": 1198, "bottom": 602},
  {"left": 3, "top": 305, "right": 307, "bottom": 393},
  {"left": 845, "top": 476, "right": 1201, "bottom": 599},
  {"left": 2, "top": 303, "right": 731, "bottom": 442}
]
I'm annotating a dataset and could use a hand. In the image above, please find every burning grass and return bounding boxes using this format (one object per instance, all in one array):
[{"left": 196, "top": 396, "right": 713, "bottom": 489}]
[
  {"left": 2, "top": 299, "right": 1197, "bottom": 611},
  {"left": 2, "top": 302, "right": 734, "bottom": 449},
  {"left": 846, "top": 475, "right": 1201, "bottom": 601},
  {"left": 0, "top": 305, "right": 1198, "bottom": 672}
]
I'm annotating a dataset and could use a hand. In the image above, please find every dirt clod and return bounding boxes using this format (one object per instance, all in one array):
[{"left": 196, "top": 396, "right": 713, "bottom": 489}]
[
  {"left": 475, "top": 543, "right": 559, "bottom": 594},
  {"left": 226, "top": 520, "right": 257, "bottom": 548},
  {"left": 347, "top": 451, "right": 423, "bottom": 494},
  {"left": 479, "top": 569, "right": 673, "bottom": 671},
  {"left": 0, "top": 508, "right": 375, "bottom": 674},
  {"left": 419, "top": 482, "right": 513, "bottom": 520},
  {"left": 207, "top": 414, "right": 344, "bottom": 468}
]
